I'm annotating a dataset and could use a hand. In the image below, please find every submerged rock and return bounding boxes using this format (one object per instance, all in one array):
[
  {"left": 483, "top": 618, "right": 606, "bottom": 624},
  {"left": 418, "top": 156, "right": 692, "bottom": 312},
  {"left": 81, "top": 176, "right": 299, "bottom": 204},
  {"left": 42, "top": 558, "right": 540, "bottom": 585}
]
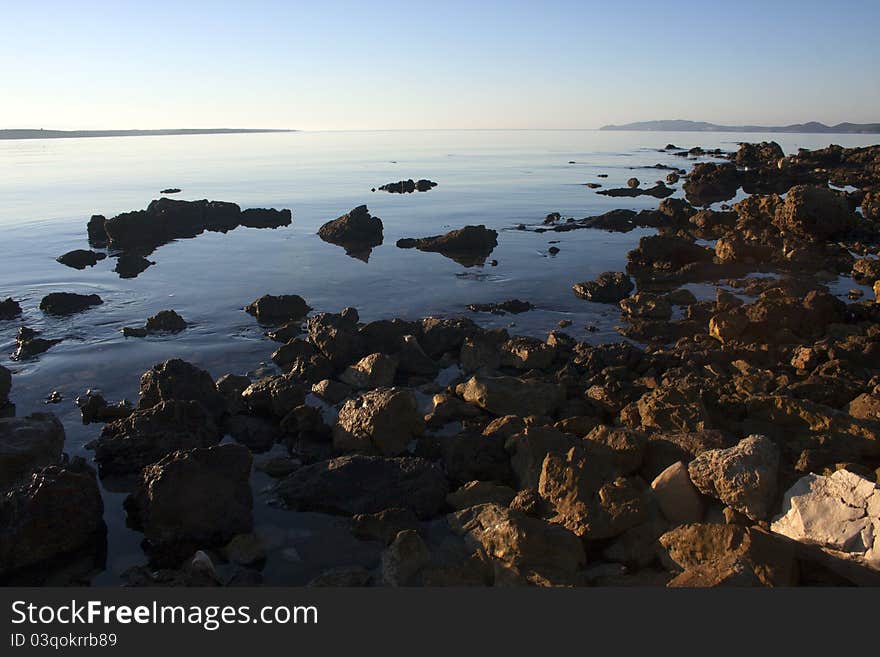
[
  {"left": 0, "top": 413, "right": 65, "bottom": 486},
  {"left": 317, "top": 205, "right": 384, "bottom": 259},
  {"left": 56, "top": 249, "right": 106, "bottom": 270},
  {"left": 397, "top": 225, "right": 498, "bottom": 267},
  {"left": 39, "top": 292, "right": 103, "bottom": 315}
]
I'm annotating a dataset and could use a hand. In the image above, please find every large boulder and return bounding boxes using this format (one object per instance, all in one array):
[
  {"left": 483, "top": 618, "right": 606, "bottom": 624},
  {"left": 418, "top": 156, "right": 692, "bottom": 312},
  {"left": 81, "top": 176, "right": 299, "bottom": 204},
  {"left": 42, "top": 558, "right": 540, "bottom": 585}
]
[
  {"left": 397, "top": 225, "right": 498, "bottom": 267},
  {"left": 244, "top": 294, "right": 311, "bottom": 324},
  {"left": 138, "top": 359, "right": 226, "bottom": 420},
  {"left": 318, "top": 205, "right": 384, "bottom": 258},
  {"left": 241, "top": 372, "right": 308, "bottom": 418},
  {"left": 572, "top": 271, "right": 634, "bottom": 303},
  {"left": 688, "top": 435, "right": 780, "bottom": 521},
  {"left": 88, "top": 400, "right": 221, "bottom": 476},
  {"left": 650, "top": 461, "right": 704, "bottom": 524},
  {"left": 735, "top": 141, "right": 784, "bottom": 168},
  {"left": 333, "top": 388, "right": 424, "bottom": 456},
  {"left": 0, "top": 413, "right": 65, "bottom": 486},
  {"left": 124, "top": 444, "right": 253, "bottom": 561},
  {"left": 771, "top": 470, "right": 879, "bottom": 569},
  {"left": 39, "top": 292, "right": 103, "bottom": 315},
  {"left": 772, "top": 185, "right": 855, "bottom": 240},
  {"left": 339, "top": 353, "right": 397, "bottom": 389},
  {"left": 456, "top": 375, "right": 565, "bottom": 417},
  {"left": 0, "top": 459, "right": 105, "bottom": 578},
  {"left": 275, "top": 455, "right": 448, "bottom": 518}
]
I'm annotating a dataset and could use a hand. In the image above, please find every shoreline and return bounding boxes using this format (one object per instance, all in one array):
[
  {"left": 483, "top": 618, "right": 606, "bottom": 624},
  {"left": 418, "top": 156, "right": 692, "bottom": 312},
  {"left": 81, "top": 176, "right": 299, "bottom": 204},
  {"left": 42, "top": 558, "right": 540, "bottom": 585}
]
[{"left": 0, "top": 128, "right": 295, "bottom": 141}]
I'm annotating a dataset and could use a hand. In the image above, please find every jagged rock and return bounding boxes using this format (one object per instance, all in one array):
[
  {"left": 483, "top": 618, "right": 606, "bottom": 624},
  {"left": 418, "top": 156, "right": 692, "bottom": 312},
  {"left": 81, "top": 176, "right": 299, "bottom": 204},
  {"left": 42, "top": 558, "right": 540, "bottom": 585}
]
[
  {"left": 500, "top": 336, "right": 556, "bottom": 370},
  {"left": 88, "top": 400, "right": 221, "bottom": 475},
  {"left": 688, "top": 435, "right": 780, "bottom": 520},
  {"left": 39, "top": 292, "right": 103, "bottom": 315},
  {"left": 339, "top": 353, "right": 397, "bottom": 389},
  {"left": 245, "top": 294, "right": 311, "bottom": 324},
  {"left": 12, "top": 327, "right": 62, "bottom": 361},
  {"left": 447, "top": 481, "right": 517, "bottom": 510},
  {"left": 124, "top": 444, "right": 253, "bottom": 563},
  {"left": 138, "top": 359, "right": 226, "bottom": 421},
  {"left": 276, "top": 455, "right": 448, "bottom": 518},
  {"left": 456, "top": 375, "right": 565, "bottom": 417},
  {"left": 145, "top": 310, "right": 187, "bottom": 333},
  {"left": 56, "top": 249, "right": 106, "bottom": 269},
  {"left": 572, "top": 272, "right": 634, "bottom": 303},
  {"left": 0, "top": 413, "right": 64, "bottom": 486},
  {"left": 333, "top": 387, "right": 424, "bottom": 456},
  {"left": 771, "top": 470, "right": 879, "bottom": 568},
  {"left": 397, "top": 225, "right": 498, "bottom": 267},
  {"left": 318, "top": 205, "right": 384, "bottom": 258},
  {"left": 75, "top": 391, "right": 132, "bottom": 424},
  {"left": 683, "top": 162, "right": 740, "bottom": 206},
  {"left": 0, "top": 458, "right": 105, "bottom": 578},
  {"left": 772, "top": 185, "right": 854, "bottom": 240},
  {"left": 650, "top": 461, "right": 704, "bottom": 524},
  {"left": 419, "top": 316, "right": 480, "bottom": 357}
]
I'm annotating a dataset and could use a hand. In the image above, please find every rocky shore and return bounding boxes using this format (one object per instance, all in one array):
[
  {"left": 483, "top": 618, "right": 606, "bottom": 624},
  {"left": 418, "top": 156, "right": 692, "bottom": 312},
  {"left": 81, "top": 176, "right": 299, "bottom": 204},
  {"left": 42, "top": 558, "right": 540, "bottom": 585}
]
[{"left": 2, "top": 141, "right": 880, "bottom": 587}]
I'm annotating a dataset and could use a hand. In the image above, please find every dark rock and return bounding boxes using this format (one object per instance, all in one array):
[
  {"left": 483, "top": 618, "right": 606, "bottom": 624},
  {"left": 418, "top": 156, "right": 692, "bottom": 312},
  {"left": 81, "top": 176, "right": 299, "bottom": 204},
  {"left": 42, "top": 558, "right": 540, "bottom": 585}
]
[
  {"left": 317, "top": 205, "right": 384, "bottom": 259},
  {"left": 138, "top": 359, "right": 226, "bottom": 421},
  {"left": 239, "top": 208, "right": 292, "bottom": 229},
  {"left": 0, "top": 298, "right": 22, "bottom": 321},
  {"left": 772, "top": 185, "right": 855, "bottom": 241},
  {"left": 734, "top": 141, "right": 784, "bottom": 168},
  {"left": 225, "top": 415, "right": 282, "bottom": 453},
  {"left": 598, "top": 183, "right": 674, "bottom": 199},
  {"left": 145, "top": 310, "right": 187, "bottom": 333},
  {"left": 75, "top": 391, "right": 132, "bottom": 425},
  {"left": 12, "top": 327, "right": 62, "bottom": 361},
  {"left": 419, "top": 316, "right": 480, "bottom": 358},
  {"left": 215, "top": 374, "right": 251, "bottom": 415},
  {"left": 39, "top": 292, "right": 103, "bottom": 315},
  {"left": 0, "top": 413, "right": 65, "bottom": 486},
  {"left": 572, "top": 272, "right": 634, "bottom": 303},
  {"left": 351, "top": 508, "right": 420, "bottom": 544},
  {"left": 397, "top": 225, "right": 498, "bottom": 267},
  {"left": 56, "top": 249, "right": 106, "bottom": 269},
  {"left": 333, "top": 388, "right": 424, "bottom": 456},
  {"left": 456, "top": 375, "right": 565, "bottom": 417},
  {"left": 683, "top": 162, "right": 740, "bottom": 206},
  {"left": 467, "top": 299, "right": 534, "bottom": 315},
  {"left": 241, "top": 373, "right": 307, "bottom": 418},
  {"left": 378, "top": 179, "right": 437, "bottom": 193},
  {"left": 87, "top": 215, "right": 108, "bottom": 247},
  {"left": 114, "top": 253, "right": 154, "bottom": 278},
  {"left": 160, "top": 188, "right": 181, "bottom": 194},
  {"left": 245, "top": 294, "right": 311, "bottom": 324},
  {"left": 275, "top": 455, "right": 448, "bottom": 518}
]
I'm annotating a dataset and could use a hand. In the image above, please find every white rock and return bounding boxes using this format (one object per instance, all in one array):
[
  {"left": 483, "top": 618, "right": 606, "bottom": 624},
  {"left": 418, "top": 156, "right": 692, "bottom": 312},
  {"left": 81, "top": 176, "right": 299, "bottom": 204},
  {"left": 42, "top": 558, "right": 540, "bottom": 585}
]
[
  {"left": 771, "top": 470, "right": 879, "bottom": 569},
  {"left": 650, "top": 461, "right": 704, "bottom": 524}
]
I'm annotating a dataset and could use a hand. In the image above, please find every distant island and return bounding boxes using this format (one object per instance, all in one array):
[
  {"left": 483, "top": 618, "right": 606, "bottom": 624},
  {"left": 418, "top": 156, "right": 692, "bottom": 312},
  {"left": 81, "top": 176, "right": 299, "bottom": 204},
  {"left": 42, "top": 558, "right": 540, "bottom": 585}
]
[
  {"left": 0, "top": 128, "right": 295, "bottom": 140},
  {"left": 599, "top": 120, "right": 880, "bottom": 134}
]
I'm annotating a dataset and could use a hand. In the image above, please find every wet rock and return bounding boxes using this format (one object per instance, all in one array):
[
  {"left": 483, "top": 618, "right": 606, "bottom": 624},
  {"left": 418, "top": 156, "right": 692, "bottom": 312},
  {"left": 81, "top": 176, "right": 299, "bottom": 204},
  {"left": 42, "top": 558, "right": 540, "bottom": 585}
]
[
  {"left": 688, "top": 435, "right": 780, "bottom": 520},
  {"left": 0, "top": 458, "right": 105, "bottom": 578},
  {"left": 56, "top": 249, "right": 106, "bottom": 269},
  {"left": 124, "top": 444, "right": 253, "bottom": 563},
  {"left": 124, "top": 310, "right": 187, "bottom": 337},
  {"left": 239, "top": 208, "right": 292, "bottom": 229},
  {"left": 467, "top": 299, "right": 534, "bottom": 315},
  {"left": 572, "top": 271, "right": 634, "bottom": 303},
  {"left": 333, "top": 388, "right": 424, "bottom": 456},
  {"left": 378, "top": 179, "right": 437, "bottom": 193},
  {"left": 88, "top": 400, "right": 221, "bottom": 475},
  {"left": 12, "top": 327, "right": 62, "bottom": 361},
  {"left": 0, "top": 413, "right": 65, "bottom": 486},
  {"left": 245, "top": 294, "right": 311, "bottom": 324},
  {"left": 266, "top": 320, "right": 303, "bottom": 343},
  {"left": 317, "top": 205, "right": 384, "bottom": 259},
  {"left": 650, "top": 461, "right": 704, "bottom": 524},
  {"left": 138, "top": 359, "right": 226, "bottom": 421},
  {"left": 39, "top": 292, "right": 103, "bottom": 315},
  {"left": 448, "top": 503, "right": 586, "bottom": 577},
  {"left": 241, "top": 373, "right": 307, "bottom": 418},
  {"left": 87, "top": 214, "right": 108, "bottom": 247},
  {"left": 339, "top": 353, "right": 398, "bottom": 389},
  {"left": 114, "top": 253, "right": 154, "bottom": 278},
  {"left": 275, "top": 455, "right": 448, "bottom": 518},
  {"left": 851, "top": 257, "right": 880, "bottom": 283},
  {"left": 683, "top": 162, "right": 740, "bottom": 206},
  {"left": 772, "top": 185, "right": 854, "bottom": 241},
  {"left": 397, "top": 225, "right": 498, "bottom": 267},
  {"left": 447, "top": 481, "right": 517, "bottom": 510},
  {"left": 660, "top": 523, "right": 798, "bottom": 587},
  {"left": 771, "top": 469, "right": 878, "bottom": 568},
  {"left": 456, "top": 375, "right": 565, "bottom": 417},
  {"left": 75, "top": 391, "right": 132, "bottom": 425}
]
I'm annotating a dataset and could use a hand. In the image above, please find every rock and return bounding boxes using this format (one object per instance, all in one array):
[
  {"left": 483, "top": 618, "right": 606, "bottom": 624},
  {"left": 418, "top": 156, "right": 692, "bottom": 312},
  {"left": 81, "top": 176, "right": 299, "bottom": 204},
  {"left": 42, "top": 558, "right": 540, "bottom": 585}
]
[
  {"left": 0, "top": 413, "right": 65, "bottom": 486},
  {"left": 0, "top": 366, "right": 10, "bottom": 416},
  {"left": 419, "top": 316, "right": 480, "bottom": 358},
  {"left": 381, "top": 530, "right": 431, "bottom": 585},
  {"left": 456, "top": 375, "right": 565, "bottom": 417},
  {"left": 275, "top": 455, "right": 448, "bottom": 518},
  {"left": 507, "top": 426, "right": 580, "bottom": 490},
  {"left": 735, "top": 141, "right": 784, "bottom": 168},
  {"left": 306, "top": 309, "right": 365, "bottom": 368},
  {"left": 619, "top": 293, "right": 672, "bottom": 320},
  {"left": 226, "top": 415, "right": 282, "bottom": 453},
  {"left": 683, "top": 162, "right": 740, "bottom": 206},
  {"left": 145, "top": 310, "right": 187, "bottom": 333},
  {"left": 311, "top": 379, "right": 352, "bottom": 405},
  {"left": 124, "top": 444, "right": 252, "bottom": 562},
  {"left": 308, "top": 566, "right": 372, "bottom": 587},
  {"left": 627, "top": 177, "right": 640, "bottom": 188},
  {"left": 378, "top": 179, "right": 437, "bottom": 193},
  {"left": 241, "top": 373, "right": 307, "bottom": 418},
  {"left": 75, "top": 391, "right": 132, "bottom": 424},
  {"left": 627, "top": 235, "right": 713, "bottom": 277},
  {"left": 772, "top": 185, "right": 854, "bottom": 240},
  {"left": 333, "top": 388, "right": 424, "bottom": 456},
  {"left": 460, "top": 330, "right": 507, "bottom": 372},
  {"left": 666, "top": 172, "right": 679, "bottom": 184},
  {"left": 425, "top": 394, "right": 483, "bottom": 426},
  {"left": 467, "top": 299, "right": 534, "bottom": 315},
  {"left": 39, "top": 292, "right": 103, "bottom": 315},
  {"left": 659, "top": 523, "right": 798, "bottom": 586},
  {"left": 160, "top": 188, "right": 181, "bottom": 194},
  {"left": 239, "top": 208, "right": 292, "bottom": 229},
  {"left": 635, "top": 384, "right": 712, "bottom": 433},
  {"left": 771, "top": 470, "right": 879, "bottom": 568},
  {"left": 138, "top": 359, "right": 226, "bottom": 420},
  {"left": 443, "top": 433, "right": 512, "bottom": 484},
  {"left": 396, "top": 335, "right": 438, "bottom": 376},
  {"left": 87, "top": 214, "right": 108, "bottom": 246},
  {"left": 482, "top": 415, "right": 527, "bottom": 440},
  {"left": 583, "top": 425, "right": 647, "bottom": 474},
  {"left": 114, "top": 253, "right": 154, "bottom": 278},
  {"left": 397, "top": 225, "right": 498, "bottom": 267},
  {"left": 598, "top": 183, "right": 674, "bottom": 199},
  {"left": 56, "top": 249, "right": 106, "bottom": 269},
  {"left": 847, "top": 393, "right": 880, "bottom": 421},
  {"left": 572, "top": 272, "right": 634, "bottom": 303},
  {"left": 318, "top": 205, "right": 384, "bottom": 258},
  {"left": 852, "top": 257, "right": 880, "bottom": 283},
  {"left": 0, "top": 298, "right": 22, "bottom": 321},
  {"left": 245, "top": 294, "right": 311, "bottom": 324},
  {"left": 0, "top": 458, "right": 105, "bottom": 578},
  {"left": 88, "top": 400, "right": 221, "bottom": 476},
  {"left": 12, "top": 327, "right": 62, "bottom": 361},
  {"left": 339, "top": 353, "right": 398, "bottom": 389},
  {"left": 214, "top": 374, "right": 251, "bottom": 415},
  {"left": 447, "top": 481, "right": 517, "bottom": 509},
  {"left": 352, "top": 508, "right": 420, "bottom": 544},
  {"left": 222, "top": 533, "right": 266, "bottom": 565},
  {"left": 500, "top": 336, "right": 556, "bottom": 370},
  {"left": 448, "top": 503, "right": 585, "bottom": 577},
  {"left": 688, "top": 435, "right": 780, "bottom": 521},
  {"left": 509, "top": 488, "right": 546, "bottom": 516},
  {"left": 650, "top": 461, "right": 704, "bottom": 524}
]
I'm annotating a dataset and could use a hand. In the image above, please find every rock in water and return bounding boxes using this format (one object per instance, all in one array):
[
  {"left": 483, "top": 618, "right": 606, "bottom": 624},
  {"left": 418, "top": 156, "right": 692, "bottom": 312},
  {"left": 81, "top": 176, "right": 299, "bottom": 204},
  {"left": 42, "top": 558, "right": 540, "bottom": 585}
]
[
  {"left": 687, "top": 435, "right": 779, "bottom": 521},
  {"left": 377, "top": 179, "right": 437, "bottom": 193},
  {"left": 39, "top": 292, "right": 103, "bottom": 315},
  {"left": 572, "top": 272, "right": 634, "bottom": 303},
  {"left": 771, "top": 470, "right": 879, "bottom": 569},
  {"left": 56, "top": 249, "right": 106, "bottom": 270},
  {"left": 239, "top": 208, "right": 292, "bottom": 229},
  {"left": 245, "top": 294, "right": 311, "bottom": 324},
  {"left": 333, "top": 388, "right": 424, "bottom": 456},
  {"left": 0, "top": 413, "right": 65, "bottom": 486},
  {"left": 317, "top": 205, "right": 384, "bottom": 259},
  {"left": 0, "top": 298, "right": 22, "bottom": 321},
  {"left": 124, "top": 443, "right": 253, "bottom": 562},
  {"left": 137, "top": 358, "right": 226, "bottom": 421},
  {"left": 396, "top": 225, "right": 498, "bottom": 267}
]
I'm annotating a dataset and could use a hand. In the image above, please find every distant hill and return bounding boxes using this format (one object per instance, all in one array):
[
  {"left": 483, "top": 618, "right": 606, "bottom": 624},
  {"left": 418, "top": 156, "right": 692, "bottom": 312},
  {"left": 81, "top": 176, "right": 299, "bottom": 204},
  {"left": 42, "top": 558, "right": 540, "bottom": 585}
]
[
  {"left": 0, "top": 128, "right": 295, "bottom": 140},
  {"left": 599, "top": 120, "right": 880, "bottom": 134}
]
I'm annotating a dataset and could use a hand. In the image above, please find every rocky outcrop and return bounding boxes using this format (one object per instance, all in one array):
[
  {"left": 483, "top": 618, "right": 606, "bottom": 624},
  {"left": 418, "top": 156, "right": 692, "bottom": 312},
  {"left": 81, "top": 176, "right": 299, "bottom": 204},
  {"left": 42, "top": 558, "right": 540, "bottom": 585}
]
[
  {"left": 683, "top": 162, "right": 741, "bottom": 206},
  {"left": 137, "top": 359, "right": 226, "bottom": 421},
  {"left": 397, "top": 226, "right": 498, "bottom": 267},
  {"left": 0, "top": 413, "right": 65, "bottom": 486},
  {"left": 39, "top": 292, "right": 103, "bottom": 315},
  {"left": 772, "top": 185, "right": 855, "bottom": 240},
  {"left": 317, "top": 205, "right": 384, "bottom": 259},
  {"left": 333, "top": 387, "right": 424, "bottom": 455},
  {"left": 239, "top": 208, "right": 292, "bottom": 229}
]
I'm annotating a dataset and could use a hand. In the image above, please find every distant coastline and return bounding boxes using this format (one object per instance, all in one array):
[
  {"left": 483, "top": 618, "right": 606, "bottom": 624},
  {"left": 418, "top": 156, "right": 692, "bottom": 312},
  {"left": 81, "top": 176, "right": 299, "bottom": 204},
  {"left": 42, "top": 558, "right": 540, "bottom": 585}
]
[
  {"left": 0, "top": 128, "right": 295, "bottom": 141},
  {"left": 599, "top": 120, "right": 880, "bottom": 134}
]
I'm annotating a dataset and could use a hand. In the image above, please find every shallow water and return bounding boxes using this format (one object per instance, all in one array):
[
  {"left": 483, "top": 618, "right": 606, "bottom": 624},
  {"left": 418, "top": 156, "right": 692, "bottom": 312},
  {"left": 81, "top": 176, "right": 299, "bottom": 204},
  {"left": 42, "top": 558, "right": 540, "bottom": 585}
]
[{"left": 1, "top": 129, "right": 877, "bottom": 584}]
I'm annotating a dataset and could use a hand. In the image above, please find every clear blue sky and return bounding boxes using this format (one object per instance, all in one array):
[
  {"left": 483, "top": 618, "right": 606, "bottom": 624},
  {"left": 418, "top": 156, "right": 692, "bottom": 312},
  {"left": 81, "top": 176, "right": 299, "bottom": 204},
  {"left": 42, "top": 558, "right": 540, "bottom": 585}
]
[{"left": 2, "top": 0, "right": 878, "bottom": 130}]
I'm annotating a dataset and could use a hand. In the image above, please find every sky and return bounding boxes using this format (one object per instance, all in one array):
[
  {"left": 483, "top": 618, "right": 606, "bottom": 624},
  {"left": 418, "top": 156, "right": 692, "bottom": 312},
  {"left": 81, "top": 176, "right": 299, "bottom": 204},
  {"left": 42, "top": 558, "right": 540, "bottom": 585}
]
[{"left": 1, "top": 0, "right": 879, "bottom": 131}]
